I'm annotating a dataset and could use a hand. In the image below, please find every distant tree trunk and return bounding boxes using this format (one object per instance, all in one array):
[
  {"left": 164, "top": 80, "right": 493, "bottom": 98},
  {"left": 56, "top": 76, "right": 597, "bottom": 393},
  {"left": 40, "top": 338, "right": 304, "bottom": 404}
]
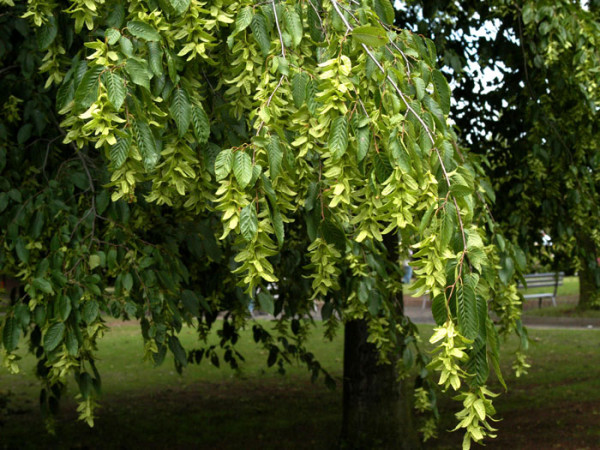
[
  {"left": 577, "top": 233, "right": 600, "bottom": 310},
  {"left": 340, "top": 318, "right": 420, "bottom": 449}
]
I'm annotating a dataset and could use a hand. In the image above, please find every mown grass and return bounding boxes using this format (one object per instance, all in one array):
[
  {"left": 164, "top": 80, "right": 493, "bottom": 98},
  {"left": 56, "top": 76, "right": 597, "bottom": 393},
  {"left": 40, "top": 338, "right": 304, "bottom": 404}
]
[
  {"left": 1, "top": 321, "right": 600, "bottom": 449},
  {"left": 518, "top": 275, "right": 579, "bottom": 297}
]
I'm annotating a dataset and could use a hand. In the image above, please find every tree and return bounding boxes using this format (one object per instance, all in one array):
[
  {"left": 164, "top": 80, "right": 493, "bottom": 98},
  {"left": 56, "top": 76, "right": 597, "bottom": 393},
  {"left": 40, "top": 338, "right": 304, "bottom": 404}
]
[
  {"left": 0, "top": 0, "right": 527, "bottom": 448},
  {"left": 395, "top": 0, "right": 600, "bottom": 310}
]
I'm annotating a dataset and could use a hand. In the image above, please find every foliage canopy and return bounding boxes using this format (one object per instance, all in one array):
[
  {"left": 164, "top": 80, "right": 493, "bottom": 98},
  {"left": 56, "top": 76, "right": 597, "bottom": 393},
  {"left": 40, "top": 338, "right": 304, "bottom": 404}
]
[{"left": 0, "top": 0, "right": 548, "bottom": 447}]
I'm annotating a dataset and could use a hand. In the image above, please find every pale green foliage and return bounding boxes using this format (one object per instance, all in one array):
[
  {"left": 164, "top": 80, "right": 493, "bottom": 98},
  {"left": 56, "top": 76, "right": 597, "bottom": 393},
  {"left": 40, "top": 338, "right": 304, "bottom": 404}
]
[{"left": 1, "top": 0, "right": 531, "bottom": 446}]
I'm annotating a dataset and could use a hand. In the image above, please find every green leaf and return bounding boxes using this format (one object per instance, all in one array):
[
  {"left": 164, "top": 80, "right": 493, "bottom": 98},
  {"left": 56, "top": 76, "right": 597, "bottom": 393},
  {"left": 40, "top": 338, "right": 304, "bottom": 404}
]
[
  {"left": 284, "top": 8, "right": 303, "bottom": 47},
  {"left": 356, "top": 127, "right": 370, "bottom": 162},
  {"left": 122, "top": 272, "right": 134, "bottom": 291},
  {"left": 441, "top": 203, "right": 456, "bottom": 249},
  {"left": 352, "top": 25, "right": 387, "bottom": 48},
  {"left": 373, "top": 0, "right": 395, "bottom": 25},
  {"left": 110, "top": 134, "right": 131, "bottom": 169},
  {"left": 321, "top": 220, "right": 346, "bottom": 252},
  {"left": 56, "top": 295, "right": 72, "bottom": 322},
  {"left": 133, "top": 119, "right": 160, "bottom": 170},
  {"left": 37, "top": 16, "right": 58, "bottom": 50},
  {"left": 3, "top": 317, "right": 20, "bottom": 352},
  {"left": 389, "top": 138, "right": 411, "bottom": 172},
  {"left": 32, "top": 277, "right": 53, "bottom": 294},
  {"left": 74, "top": 65, "right": 103, "bottom": 110},
  {"left": 191, "top": 105, "right": 210, "bottom": 144},
  {"left": 267, "top": 135, "right": 283, "bottom": 179},
  {"left": 457, "top": 274, "right": 479, "bottom": 340},
  {"left": 233, "top": 151, "right": 253, "bottom": 189},
  {"left": 181, "top": 290, "right": 200, "bottom": 316},
  {"left": 105, "top": 28, "right": 121, "bottom": 45},
  {"left": 43, "top": 322, "right": 65, "bottom": 352},
  {"left": 329, "top": 116, "right": 349, "bottom": 160},
  {"left": 168, "top": 335, "right": 187, "bottom": 367},
  {"left": 431, "top": 294, "right": 447, "bottom": 326},
  {"left": 56, "top": 79, "right": 75, "bottom": 111},
  {"left": 235, "top": 6, "right": 253, "bottom": 32},
  {"left": 432, "top": 69, "right": 451, "bottom": 115},
  {"left": 499, "top": 256, "right": 515, "bottom": 284},
  {"left": 215, "top": 149, "right": 234, "bottom": 181},
  {"left": 15, "top": 238, "right": 29, "bottom": 263},
  {"left": 119, "top": 36, "right": 134, "bottom": 57},
  {"left": 104, "top": 71, "right": 126, "bottom": 110},
  {"left": 65, "top": 329, "right": 79, "bottom": 356},
  {"left": 88, "top": 254, "right": 101, "bottom": 270},
  {"left": 168, "top": 0, "right": 190, "bottom": 15},
  {"left": 240, "top": 203, "right": 258, "bottom": 241},
  {"left": 291, "top": 72, "right": 308, "bottom": 109},
  {"left": 82, "top": 300, "right": 99, "bottom": 324},
  {"left": 127, "top": 20, "right": 161, "bottom": 41},
  {"left": 147, "top": 42, "right": 163, "bottom": 77},
  {"left": 257, "top": 291, "right": 275, "bottom": 315},
  {"left": 125, "top": 58, "right": 151, "bottom": 90},
  {"left": 251, "top": 14, "right": 271, "bottom": 57},
  {"left": 307, "top": 4, "right": 324, "bottom": 42},
  {"left": 450, "top": 183, "right": 473, "bottom": 198},
  {"left": 169, "top": 88, "right": 192, "bottom": 137},
  {"left": 271, "top": 206, "right": 284, "bottom": 247}
]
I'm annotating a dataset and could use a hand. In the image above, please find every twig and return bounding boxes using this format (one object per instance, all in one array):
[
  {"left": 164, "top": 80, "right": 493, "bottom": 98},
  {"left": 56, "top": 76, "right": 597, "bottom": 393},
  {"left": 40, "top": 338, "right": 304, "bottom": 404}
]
[{"left": 272, "top": 0, "right": 286, "bottom": 58}]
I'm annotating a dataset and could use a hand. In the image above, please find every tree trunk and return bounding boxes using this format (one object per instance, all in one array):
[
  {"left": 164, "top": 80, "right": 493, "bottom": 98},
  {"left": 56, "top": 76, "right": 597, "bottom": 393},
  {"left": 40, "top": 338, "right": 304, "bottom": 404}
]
[
  {"left": 577, "top": 232, "right": 600, "bottom": 310},
  {"left": 340, "top": 319, "right": 420, "bottom": 449}
]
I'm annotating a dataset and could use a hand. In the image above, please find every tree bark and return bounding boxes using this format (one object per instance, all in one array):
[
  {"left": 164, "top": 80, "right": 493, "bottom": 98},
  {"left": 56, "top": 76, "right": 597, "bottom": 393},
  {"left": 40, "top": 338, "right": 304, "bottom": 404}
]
[
  {"left": 577, "top": 232, "right": 600, "bottom": 310},
  {"left": 340, "top": 319, "right": 420, "bottom": 449}
]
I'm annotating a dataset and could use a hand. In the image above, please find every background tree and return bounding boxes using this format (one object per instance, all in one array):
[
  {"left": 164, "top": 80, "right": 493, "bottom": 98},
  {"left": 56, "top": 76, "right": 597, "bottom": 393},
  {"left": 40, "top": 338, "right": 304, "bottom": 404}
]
[
  {"left": 395, "top": 0, "right": 600, "bottom": 310},
  {"left": 0, "top": 0, "right": 527, "bottom": 448}
]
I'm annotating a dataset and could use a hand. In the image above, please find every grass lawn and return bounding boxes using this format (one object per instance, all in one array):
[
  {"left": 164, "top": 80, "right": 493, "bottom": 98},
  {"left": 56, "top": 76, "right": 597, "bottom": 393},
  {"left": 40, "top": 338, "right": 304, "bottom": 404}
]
[
  {"left": 519, "top": 275, "right": 579, "bottom": 297},
  {"left": 1, "top": 321, "right": 600, "bottom": 449}
]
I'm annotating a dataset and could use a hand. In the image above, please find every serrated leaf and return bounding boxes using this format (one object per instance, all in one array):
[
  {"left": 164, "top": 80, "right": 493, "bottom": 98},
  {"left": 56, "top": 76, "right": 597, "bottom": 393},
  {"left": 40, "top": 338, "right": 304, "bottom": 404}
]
[
  {"left": 105, "top": 28, "right": 121, "bottom": 45},
  {"left": 291, "top": 72, "right": 307, "bottom": 109},
  {"left": 251, "top": 14, "right": 271, "bottom": 57},
  {"left": 257, "top": 291, "right": 275, "bottom": 315},
  {"left": 65, "top": 330, "right": 79, "bottom": 356},
  {"left": 43, "top": 322, "right": 65, "bottom": 352},
  {"left": 119, "top": 36, "right": 133, "bottom": 57},
  {"left": 74, "top": 65, "right": 103, "bottom": 110},
  {"left": 168, "top": 0, "right": 190, "bottom": 15},
  {"left": 441, "top": 203, "right": 456, "bottom": 249},
  {"left": 169, "top": 88, "right": 192, "bottom": 137},
  {"left": 32, "top": 277, "right": 52, "bottom": 294},
  {"left": 181, "top": 290, "right": 200, "bottom": 316},
  {"left": 457, "top": 274, "right": 479, "bottom": 340},
  {"left": 56, "top": 295, "right": 72, "bottom": 321},
  {"left": 321, "top": 220, "right": 346, "bottom": 251},
  {"left": 329, "top": 116, "right": 349, "bottom": 160},
  {"left": 356, "top": 127, "right": 370, "bottom": 162},
  {"left": 56, "top": 79, "right": 75, "bottom": 111},
  {"left": 284, "top": 8, "right": 302, "bottom": 47},
  {"left": 432, "top": 69, "right": 451, "bottom": 115},
  {"left": 373, "top": 0, "right": 395, "bottom": 25},
  {"left": 389, "top": 138, "right": 411, "bottom": 172},
  {"left": 240, "top": 203, "right": 258, "bottom": 241},
  {"left": 3, "top": 317, "right": 20, "bottom": 352},
  {"left": 127, "top": 20, "right": 161, "bottom": 41},
  {"left": 215, "top": 149, "right": 234, "bottom": 181},
  {"left": 110, "top": 134, "right": 131, "bottom": 168},
  {"left": 374, "top": 152, "right": 392, "bottom": 183},
  {"left": 147, "top": 42, "right": 163, "bottom": 77},
  {"left": 104, "top": 71, "right": 126, "bottom": 110},
  {"left": 133, "top": 119, "right": 160, "bottom": 170},
  {"left": 352, "top": 25, "right": 387, "bottom": 48},
  {"left": 233, "top": 151, "right": 253, "bottom": 188},
  {"left": 306, "top": 79, "right": 318, "bottom": 115},
  {"left": 431, "top": 294, "right": 447, "bottom": 326},
  {"left": 37, "top": 16, "right": 57, "bottom": 50},
  {"left": 125, "top": 58, "right": 151, "bottom": 90},
  {"left": 191, "top": 105, "right": 210, "bottom": 144},
  {"left": 235, "top": 6, "right": 253, "bottom": 32},
  {"left": 168, "top": 335, "right": 187, "bottom": 367},
  {"left": 267, "top": 135, "right": 283, "bottom": 179},
  {"left": 450, "top": 183, "right": 473, "bottom": 197},
  {"left": 271, "top": 206, "right": 284, "bottom": 247},
  {"left": 307, "top": 4, "right": 324, "bottom": 42},
  {"left": 82, "top": 300, "right": 99, "bottom": 324},
  {"left": 15, "top": 238, "right": 29, "bottom": 263}
]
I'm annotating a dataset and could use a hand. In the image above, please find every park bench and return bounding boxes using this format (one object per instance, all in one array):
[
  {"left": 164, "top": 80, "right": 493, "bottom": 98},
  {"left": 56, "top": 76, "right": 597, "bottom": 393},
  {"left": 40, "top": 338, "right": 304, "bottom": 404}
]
[{"left": 518, "top": 272, "right": 564, "bottom": 308}]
